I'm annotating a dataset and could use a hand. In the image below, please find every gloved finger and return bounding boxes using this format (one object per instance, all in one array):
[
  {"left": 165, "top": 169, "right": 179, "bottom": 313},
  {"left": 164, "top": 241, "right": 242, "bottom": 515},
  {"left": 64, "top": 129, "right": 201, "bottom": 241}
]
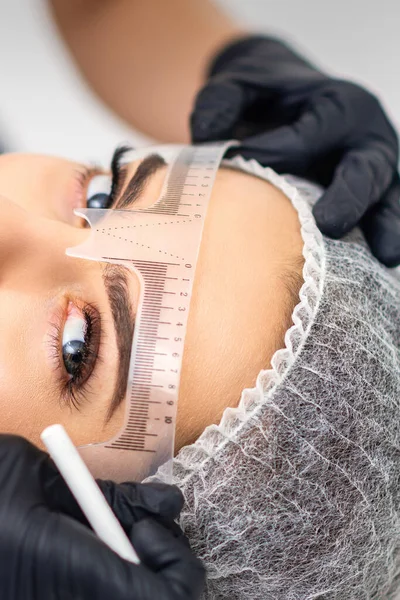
[
  {"left": 361, "top": 175, "right": 400, "bottom": 267},
  {"left": 191, "top": 76, "right": 259, "bottom": 142},
  {"left": 312, "top": 146, "right": 394, "bottom": 239},
  {"left": 230, "top": 92, "right": 354, "bottom": 173},
  {"left": 96, "top": 480, "right": 184, "bottom": 527},
  {"left": 191, "top": 68, "right": 345, "bottom": 146},
  {"left": 96, "top": 481, "right": 188, "bottom": 544},
  {"left": 131, "top": 518, "right": 206, "bottom": 599}
]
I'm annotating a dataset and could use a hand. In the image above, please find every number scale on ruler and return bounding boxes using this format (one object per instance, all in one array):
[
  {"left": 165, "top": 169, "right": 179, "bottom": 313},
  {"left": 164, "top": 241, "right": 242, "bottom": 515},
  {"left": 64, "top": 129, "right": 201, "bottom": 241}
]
[{"left": 105, "top": 144, "right": 227, "bottom": 454}]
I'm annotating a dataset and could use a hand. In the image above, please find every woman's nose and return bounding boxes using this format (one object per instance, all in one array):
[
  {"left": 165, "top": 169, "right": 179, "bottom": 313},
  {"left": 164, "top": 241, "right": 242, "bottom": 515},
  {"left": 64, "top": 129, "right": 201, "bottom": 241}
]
[{"left": 0, "top": 194, "right": 88, "bottom": 291}]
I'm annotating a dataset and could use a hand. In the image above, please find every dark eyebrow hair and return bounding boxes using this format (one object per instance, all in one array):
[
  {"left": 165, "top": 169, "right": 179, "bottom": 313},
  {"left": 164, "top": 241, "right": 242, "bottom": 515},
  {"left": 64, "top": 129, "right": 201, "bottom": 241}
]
[
  {"left": 102, "top": 153, "right": 167, "bottom": 422},
  {"left": 102, "top": 263, "right": 134, "bottom": 423},
  {"left": 111, "top": 153, "right": 166, "bottom": 210}
]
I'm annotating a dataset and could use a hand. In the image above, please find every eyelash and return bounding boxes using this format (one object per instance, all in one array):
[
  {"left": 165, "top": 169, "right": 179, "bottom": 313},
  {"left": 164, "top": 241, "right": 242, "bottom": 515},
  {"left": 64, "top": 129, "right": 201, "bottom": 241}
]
[
  {"left": 48, "top": 300, "right": 104, "bottom": 411},
  {"left": 74, "top": 145, "right": 131, "bottom": 211}
]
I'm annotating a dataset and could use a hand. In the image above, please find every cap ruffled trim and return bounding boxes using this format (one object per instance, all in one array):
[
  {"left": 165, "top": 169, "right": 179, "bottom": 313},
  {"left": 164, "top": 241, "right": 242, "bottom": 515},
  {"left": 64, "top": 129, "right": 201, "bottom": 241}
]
[{"left": 147, "top": 157, "right": 326, "bottom": 485}]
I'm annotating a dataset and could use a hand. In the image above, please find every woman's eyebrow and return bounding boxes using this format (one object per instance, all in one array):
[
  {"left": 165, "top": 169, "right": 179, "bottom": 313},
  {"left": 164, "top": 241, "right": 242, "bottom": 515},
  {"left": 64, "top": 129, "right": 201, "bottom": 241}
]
[
  {"left": 112, "top": 153, "right": 166, "bottom": 210},
  {"left": 101, "top": 153, "right": 167, "bottom": 422},
  {"left": 102, "top": 263, "right": 135, "bottom": 423}
]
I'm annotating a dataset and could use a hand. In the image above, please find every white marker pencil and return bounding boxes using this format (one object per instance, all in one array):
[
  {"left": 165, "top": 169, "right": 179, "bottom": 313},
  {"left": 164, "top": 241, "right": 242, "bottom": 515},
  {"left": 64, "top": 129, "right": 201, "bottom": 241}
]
[{"left": 41, "top": 424, "right": 140, "bottom": 565}]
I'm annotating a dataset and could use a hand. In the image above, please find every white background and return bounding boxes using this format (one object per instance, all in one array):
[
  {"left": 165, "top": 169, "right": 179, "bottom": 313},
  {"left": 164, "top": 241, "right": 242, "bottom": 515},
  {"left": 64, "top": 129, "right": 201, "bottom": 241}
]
[{"left": 0, "top": 0, "right": 398, "bottom": 166}]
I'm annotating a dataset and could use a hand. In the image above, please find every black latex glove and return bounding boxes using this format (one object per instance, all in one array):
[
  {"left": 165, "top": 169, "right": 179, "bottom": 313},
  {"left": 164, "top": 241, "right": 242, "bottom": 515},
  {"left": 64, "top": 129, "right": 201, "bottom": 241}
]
[
  {"left": 191, "top": 35, "right": 400, "bottom": 267},
  {"left": 0, "top": 435, "right": 205, "bottom": 600}
]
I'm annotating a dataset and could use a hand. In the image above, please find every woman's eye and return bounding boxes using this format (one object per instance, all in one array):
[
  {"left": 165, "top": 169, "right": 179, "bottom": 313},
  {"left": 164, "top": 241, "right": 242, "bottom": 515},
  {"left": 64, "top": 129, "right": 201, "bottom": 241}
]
[
  {"left": 55, "top": 301, "right": 101, "bottom": 410},
  {"left": 62, "top": 305, "right": 88, "bottom": 379},
  {"left": 86, "top": 174, "right": 112, "bottom": 209}
]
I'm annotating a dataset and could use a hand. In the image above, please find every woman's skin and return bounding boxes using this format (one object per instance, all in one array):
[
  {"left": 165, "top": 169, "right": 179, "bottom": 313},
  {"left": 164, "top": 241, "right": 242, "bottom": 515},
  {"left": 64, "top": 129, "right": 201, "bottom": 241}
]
[
  {"left": 48, "top": 0, "right": 243, "bottom": 142},
  {"left": 0, "top": 151, "right": 304, "bottom": 453}
]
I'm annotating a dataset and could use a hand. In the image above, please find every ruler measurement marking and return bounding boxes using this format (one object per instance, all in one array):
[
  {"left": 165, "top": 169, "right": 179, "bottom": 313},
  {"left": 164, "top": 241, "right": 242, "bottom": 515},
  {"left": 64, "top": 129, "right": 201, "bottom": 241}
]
[
  {"left": 106, "top": 446, "right": 156, "bottom": 453},
  {"left": 128, "top": 415, "right": 149, "bottom": 420},
  {"left": 131, "top": 386, "right": 152, "bottom": 391},
  {"left": 139, "top": 320, "right": 161, "bottom": 325},
  {"left": 134, "top": 368, "right": 166, "bottom": 372},
  {"left": 127, "top": 429, "right": 147, "bottom": 433},
  {"left": 131, "top": 387, "right": 151, "bottom": 392},
  {"left": 129, "top": 413, "right": 149, "bottom": 418},
  {"left": 138, "top": 320, "right": 160, "bottom": 324},
  {"left": 120, "top": 433, "right": 157, "bottom": 439},
  {"left": 137, "top": 344, "right": 157, "bottom": 349},
  {"left": 136, "top": 348, "right": 156, "bottom": 353},
  {"left": 132, "top": 372, "right": 153, "bottom": 377},
  {"left": 130, "top": 401, "right": 161, "bottom": 406},
  {"left": 141, "top": 305, "right": 163, "bottom": 310}
]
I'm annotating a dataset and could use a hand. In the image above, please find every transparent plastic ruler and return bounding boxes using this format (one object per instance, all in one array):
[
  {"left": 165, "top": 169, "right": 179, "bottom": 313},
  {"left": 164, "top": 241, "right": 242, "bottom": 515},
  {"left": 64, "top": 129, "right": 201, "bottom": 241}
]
[{"left": 68, "top": 141, "right": 236, "bottom": 482}]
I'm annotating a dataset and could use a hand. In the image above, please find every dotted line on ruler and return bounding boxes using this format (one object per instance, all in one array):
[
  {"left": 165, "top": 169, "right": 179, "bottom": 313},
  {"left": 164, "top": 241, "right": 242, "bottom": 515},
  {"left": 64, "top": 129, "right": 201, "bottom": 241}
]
[{"left": 96, "top": 219, "right": 193, "bottom": 260}]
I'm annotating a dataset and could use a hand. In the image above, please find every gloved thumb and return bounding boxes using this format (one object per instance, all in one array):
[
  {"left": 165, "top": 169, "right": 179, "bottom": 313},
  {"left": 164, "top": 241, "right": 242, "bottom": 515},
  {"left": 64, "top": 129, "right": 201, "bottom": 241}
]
[
  {"left": 312, "top": 147, "right": 394, "bottom": 239},
  {"left": 191, "top": 76, "right": 245, "bottom": 142}
]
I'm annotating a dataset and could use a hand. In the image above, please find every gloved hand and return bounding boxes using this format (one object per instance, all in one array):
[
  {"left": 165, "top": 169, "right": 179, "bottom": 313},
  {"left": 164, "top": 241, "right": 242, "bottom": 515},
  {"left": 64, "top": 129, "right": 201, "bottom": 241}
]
[
  {"left": 0, "top": 435, "right": 205, "bottom": 600},
  {"left": 191, "top": 35, "right": 400, "bottom": 267}
]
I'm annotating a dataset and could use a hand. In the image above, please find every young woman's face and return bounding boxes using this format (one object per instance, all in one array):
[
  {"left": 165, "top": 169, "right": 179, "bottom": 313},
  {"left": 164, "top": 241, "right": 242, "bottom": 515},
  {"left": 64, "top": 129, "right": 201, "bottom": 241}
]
[{"left": 0, "top": 150, "right": 304, "bottom": 454}]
